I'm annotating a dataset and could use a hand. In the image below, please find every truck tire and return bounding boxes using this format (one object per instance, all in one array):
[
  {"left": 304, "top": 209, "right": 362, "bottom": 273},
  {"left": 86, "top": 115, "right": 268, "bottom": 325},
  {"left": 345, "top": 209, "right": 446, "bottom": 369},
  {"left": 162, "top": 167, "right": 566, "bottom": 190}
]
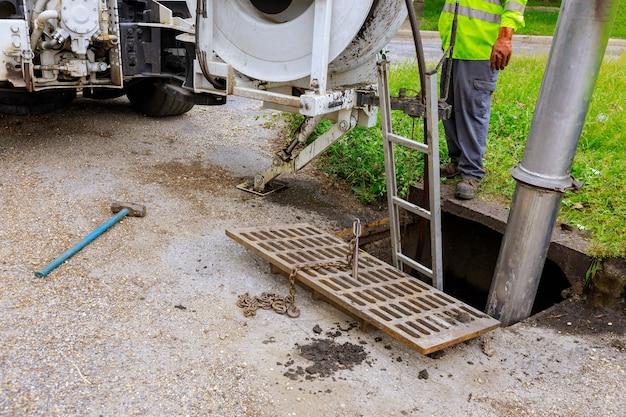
[
  {"left": 126, "top": 79, "right": 195, "bottom": 117},
  {"left": 0, "top": 89, "right": 76, "bottom": 116}
]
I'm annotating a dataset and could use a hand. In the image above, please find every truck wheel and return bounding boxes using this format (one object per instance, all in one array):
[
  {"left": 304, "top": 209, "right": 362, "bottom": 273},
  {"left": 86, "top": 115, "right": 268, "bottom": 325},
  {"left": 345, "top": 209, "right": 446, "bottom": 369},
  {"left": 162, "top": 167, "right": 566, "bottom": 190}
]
[
  {"left": 0, "top": 89, "right": 76, "bottom": 116},
  {"left": 125, "top": 79, "right": 195, "bottom": 117}
]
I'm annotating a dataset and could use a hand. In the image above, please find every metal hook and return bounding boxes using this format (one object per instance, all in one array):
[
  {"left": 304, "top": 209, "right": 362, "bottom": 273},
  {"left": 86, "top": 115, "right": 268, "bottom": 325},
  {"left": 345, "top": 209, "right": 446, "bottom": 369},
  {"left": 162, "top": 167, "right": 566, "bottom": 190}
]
[{"left": 352, "top": 218, "right": 362, "bottom": 280}]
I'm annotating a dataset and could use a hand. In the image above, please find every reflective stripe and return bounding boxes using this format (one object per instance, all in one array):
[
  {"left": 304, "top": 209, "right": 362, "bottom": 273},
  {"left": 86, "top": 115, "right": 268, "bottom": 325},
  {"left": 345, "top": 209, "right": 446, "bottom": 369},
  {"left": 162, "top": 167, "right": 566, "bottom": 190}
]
[
  {"left": 482, "top": 0, "right": 502, "bottom": 5},
  {"left": 505, "top": 0, "right": 526, "bottom": 13},
  {"left": 442, "top": 3, "right": 502, "bottom": 24}
]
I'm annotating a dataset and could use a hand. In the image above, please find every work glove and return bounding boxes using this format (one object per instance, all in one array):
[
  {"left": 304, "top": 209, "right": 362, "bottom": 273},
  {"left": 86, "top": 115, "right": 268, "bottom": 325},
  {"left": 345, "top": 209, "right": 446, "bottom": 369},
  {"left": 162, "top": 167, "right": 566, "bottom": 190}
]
[{"left": 490, "top": 28, "right": 514, "bottom": 71}]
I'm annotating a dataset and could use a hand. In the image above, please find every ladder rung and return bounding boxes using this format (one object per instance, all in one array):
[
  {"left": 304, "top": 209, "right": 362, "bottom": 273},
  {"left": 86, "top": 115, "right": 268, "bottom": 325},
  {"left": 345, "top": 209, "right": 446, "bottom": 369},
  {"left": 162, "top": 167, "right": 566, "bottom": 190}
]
[
  {"left": 392, "top": 196, "right": 431, "bottom": 220},
  {"left": 397, "top": 253, "right": 433, "bottom": 278},
  {"left": 387, "top": 133, "right": 430, "bottom": 154}
]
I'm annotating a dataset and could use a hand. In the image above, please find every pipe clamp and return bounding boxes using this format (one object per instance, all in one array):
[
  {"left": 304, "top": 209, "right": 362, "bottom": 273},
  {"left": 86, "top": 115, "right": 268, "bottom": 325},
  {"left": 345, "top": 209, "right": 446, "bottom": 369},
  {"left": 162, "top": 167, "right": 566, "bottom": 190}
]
[{"left": 512, "top": 164, "right": 577, "bottom": 193}]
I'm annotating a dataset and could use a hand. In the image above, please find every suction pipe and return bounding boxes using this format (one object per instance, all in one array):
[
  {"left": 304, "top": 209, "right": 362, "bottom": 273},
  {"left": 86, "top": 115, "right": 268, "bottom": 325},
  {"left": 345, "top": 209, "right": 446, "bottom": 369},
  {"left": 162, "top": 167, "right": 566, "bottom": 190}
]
[
  {"left": 486, "top": 0, "right": 618, "bottom": 326},
  {"left": 30, "top": 9, "right": 58, "bottom": 50}
]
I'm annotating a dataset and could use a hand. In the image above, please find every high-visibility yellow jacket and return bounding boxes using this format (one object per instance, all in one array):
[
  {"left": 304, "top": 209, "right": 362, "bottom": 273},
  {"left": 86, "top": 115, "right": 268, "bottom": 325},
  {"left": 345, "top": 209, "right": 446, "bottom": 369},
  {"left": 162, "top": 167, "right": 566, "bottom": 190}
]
[{"left": 439, "top": 0, "right": 527, "bottom": 60}]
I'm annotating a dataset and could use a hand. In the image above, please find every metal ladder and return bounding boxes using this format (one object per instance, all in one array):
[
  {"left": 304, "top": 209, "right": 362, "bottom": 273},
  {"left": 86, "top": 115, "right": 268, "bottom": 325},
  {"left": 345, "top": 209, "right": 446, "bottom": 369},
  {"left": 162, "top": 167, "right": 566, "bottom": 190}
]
[{"left": 376, "top": 59, "right": 444, "bottom": 291}]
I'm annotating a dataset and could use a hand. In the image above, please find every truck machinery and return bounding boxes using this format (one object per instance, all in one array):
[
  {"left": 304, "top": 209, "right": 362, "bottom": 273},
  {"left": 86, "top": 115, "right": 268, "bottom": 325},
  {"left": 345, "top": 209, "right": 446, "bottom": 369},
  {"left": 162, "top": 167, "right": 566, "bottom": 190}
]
[
  {"left": 1, "top": 0, "right": 449, "bottom": 289},
  {"left": 0, "top": 0, "right": 406, "bottom": 117}
]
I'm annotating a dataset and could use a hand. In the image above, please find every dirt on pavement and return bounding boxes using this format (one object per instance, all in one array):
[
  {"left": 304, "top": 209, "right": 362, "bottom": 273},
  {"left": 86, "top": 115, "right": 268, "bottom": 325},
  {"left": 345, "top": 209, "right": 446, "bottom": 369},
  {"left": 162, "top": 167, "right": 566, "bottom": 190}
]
[
  {"left": 0, "top": 96, "right": 624, "bottom": 417},
  {"left": 283, "top": 338, "right": 368, "bottom": 381},
  {"left": 530, "top": 297, "right": 626, "bottom": 336}
]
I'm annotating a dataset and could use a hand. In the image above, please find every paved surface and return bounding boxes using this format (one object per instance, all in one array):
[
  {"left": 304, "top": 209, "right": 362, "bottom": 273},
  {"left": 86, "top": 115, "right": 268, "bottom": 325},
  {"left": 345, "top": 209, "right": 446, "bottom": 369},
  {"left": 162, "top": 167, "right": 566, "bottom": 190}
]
[
  {"left": 388, "top": 30, "right": 626, "bottom": 63},
  {"left": 0, "top": 97, "right": 624, "bottom": 417}
]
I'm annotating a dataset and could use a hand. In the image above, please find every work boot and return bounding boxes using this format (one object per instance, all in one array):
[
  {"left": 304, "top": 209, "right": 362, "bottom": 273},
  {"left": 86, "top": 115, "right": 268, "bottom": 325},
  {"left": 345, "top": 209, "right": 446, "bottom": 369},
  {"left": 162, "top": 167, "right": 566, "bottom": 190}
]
[
  {"left": 455, "top": 177, "right": 481, "bottom": 200},
  {"left": 440, "top": 162, "right": 460, "bottom": 179}
]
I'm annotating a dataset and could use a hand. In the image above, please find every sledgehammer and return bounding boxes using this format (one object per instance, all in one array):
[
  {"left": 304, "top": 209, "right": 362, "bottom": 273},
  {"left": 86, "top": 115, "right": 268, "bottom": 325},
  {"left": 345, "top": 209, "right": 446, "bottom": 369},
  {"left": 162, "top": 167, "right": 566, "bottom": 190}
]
[{"left": 34, "top": 202, "right": 146, "bottom": 278}]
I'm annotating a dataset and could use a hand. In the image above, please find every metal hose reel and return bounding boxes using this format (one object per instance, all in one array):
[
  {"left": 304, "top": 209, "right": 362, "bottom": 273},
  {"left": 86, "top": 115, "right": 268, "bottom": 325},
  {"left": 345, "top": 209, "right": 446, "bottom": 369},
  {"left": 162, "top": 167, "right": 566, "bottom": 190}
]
[{"left": 212, "top": 0, "right": 407, "bottom": 82}]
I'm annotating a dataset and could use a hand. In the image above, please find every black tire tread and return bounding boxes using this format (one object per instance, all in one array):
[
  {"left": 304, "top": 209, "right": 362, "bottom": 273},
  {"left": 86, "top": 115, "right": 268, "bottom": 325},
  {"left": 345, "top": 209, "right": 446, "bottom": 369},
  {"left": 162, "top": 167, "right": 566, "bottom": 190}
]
[
  {"left": 0, "top": 90, "right": 76, "bottom": 116},
  {"left": 126, "top": 80, "right": 195, "bottom": 117}
]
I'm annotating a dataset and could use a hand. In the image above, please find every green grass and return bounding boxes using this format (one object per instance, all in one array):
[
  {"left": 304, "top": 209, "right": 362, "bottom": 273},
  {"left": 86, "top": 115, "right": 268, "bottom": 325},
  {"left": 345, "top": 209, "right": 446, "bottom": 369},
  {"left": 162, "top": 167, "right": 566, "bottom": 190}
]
[
  {"left": 420, "top": 0, "right": 626, "bottom": 38},
  {"left": 483, "top": 56, "right": 626, "bottom": 257},
  {"left": 308, "top": 55, "right": 626, "bottom": 257},
  {"left": 526, "top": 0, "right": 560, "bottom": 5},
  {"left": 519, "top": 9, "right": 558, "bottom": 36}
]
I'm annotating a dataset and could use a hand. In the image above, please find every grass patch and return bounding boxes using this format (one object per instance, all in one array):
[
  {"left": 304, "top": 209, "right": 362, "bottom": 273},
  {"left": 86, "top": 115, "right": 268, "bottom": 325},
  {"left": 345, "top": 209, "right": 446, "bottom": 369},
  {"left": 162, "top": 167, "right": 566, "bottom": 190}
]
[
  {"left": 312, "top": 55, "right": 625, "bottom": 257},
  {"left": 483, "top": 55, "right": 626, "bottom": 257},
  {"left": 420, "top": 0, "right": 626, "bottom": 38},
  {"left": 519, "top": 9, "right": 558, "bottom": 36}
]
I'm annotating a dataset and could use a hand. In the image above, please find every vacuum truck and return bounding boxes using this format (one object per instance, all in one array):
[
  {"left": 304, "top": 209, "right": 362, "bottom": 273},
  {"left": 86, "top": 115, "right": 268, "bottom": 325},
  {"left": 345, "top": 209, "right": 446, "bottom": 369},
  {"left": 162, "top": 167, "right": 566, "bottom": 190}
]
[
  {"left": 1, "top": 0, "right": 449, "bottom": 297},
  {"left": 0, "top": 0, "right": 406, "bottom": 116}
]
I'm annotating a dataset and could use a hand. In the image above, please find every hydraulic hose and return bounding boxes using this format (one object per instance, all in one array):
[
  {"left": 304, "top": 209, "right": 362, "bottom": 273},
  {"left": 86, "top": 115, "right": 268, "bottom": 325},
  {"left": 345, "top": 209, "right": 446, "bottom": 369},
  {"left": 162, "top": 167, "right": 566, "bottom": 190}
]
[
  {"left": 403, "top": 0, "right": 432, "bottom": 268},
  {"left": 195, "top": 0, "right": 226, "bottom": 90},
  {"left": 30, "top": 9, "right": 58, "bottom": 50},
  {"left": 404, "top": 0, "right": 426, "bottom": 101},
  {"left": 31, "top": 0, "right": 49, "bottom": 20}
]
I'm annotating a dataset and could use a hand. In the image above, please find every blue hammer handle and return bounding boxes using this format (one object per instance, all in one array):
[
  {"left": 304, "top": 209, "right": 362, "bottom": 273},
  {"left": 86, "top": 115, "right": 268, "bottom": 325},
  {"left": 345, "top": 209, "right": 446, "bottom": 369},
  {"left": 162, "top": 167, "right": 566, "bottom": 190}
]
[{"left": 34, "top": 208, "right": 129, "bottom": 278}]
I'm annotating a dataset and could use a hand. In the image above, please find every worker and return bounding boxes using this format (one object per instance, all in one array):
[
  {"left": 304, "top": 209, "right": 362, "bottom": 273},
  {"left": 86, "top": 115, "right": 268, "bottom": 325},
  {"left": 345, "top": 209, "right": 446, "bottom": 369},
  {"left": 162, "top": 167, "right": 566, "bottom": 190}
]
[{"left": 438, "top": 0, "right": 527, "bottom": 200}]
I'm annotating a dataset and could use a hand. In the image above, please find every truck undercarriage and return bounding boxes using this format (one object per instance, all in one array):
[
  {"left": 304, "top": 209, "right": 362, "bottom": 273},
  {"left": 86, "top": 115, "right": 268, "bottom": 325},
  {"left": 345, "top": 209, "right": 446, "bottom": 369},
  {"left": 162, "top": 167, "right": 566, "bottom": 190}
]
[{"left": 0, "top": 0, "right": 224, "bottom": 115}]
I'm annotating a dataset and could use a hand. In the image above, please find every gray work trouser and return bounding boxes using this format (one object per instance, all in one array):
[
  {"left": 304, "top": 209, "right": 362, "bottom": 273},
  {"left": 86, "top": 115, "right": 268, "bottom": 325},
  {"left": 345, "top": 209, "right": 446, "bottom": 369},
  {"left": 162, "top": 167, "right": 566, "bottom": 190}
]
[{"left": 442, "top": 59, "right": 499, "bottom": 180}]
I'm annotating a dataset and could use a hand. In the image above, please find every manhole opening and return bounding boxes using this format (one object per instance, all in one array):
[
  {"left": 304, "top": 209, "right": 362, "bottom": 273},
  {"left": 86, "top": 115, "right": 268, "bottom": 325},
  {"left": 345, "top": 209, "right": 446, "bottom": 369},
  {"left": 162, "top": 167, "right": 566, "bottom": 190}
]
[
  {"left": 365, "top": 212, "right": 571, "bottom": 317},
  {"left": 439, "top": 212, "right": 570, "bottom": 315}
]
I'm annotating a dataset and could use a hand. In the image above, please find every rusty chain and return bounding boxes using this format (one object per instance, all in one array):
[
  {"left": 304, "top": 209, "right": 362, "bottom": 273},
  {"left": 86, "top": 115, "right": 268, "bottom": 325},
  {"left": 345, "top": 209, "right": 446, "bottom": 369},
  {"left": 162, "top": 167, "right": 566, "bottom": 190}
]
[{"left": 236, "top": 236, "right": 358, "bottom": 319}]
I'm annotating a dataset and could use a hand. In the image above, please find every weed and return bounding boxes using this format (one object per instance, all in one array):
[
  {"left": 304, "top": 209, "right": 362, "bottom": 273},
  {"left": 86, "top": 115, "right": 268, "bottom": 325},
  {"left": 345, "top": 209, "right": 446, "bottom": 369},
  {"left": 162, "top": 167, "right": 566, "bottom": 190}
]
[{"left": 584, "top": 259, "right": 601, "bottom": 289}]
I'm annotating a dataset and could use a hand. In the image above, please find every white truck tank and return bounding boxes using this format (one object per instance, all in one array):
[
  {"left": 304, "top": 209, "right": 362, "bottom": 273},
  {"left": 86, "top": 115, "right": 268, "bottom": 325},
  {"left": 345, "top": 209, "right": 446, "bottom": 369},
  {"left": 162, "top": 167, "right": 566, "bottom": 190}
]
[
  {"left": 0, "top": 0, "right": 407, "bottom": 116},
  {"left": 211, "top": 0, "right": 407, "bottom": 82}
]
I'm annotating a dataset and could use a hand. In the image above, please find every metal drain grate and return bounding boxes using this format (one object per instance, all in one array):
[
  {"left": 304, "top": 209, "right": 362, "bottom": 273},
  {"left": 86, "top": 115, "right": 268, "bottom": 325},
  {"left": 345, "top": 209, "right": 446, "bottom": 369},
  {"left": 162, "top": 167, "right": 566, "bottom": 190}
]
[{"left": 227, "top": 224, "right": 499, "bottom": 354}]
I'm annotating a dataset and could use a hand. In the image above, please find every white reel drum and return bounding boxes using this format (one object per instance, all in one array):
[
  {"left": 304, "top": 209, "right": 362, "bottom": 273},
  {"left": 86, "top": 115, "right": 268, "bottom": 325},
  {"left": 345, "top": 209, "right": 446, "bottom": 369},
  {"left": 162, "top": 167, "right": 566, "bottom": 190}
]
[{"left": 212, "top": 0, "right": 407, "bottom": 82}]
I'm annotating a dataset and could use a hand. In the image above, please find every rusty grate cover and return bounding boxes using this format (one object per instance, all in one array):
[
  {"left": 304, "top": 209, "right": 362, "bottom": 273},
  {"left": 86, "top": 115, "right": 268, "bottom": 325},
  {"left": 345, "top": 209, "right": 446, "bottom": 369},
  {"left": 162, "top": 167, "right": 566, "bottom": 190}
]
[{"left": 227, "top": 224, "right": 499, "bottom": 354}]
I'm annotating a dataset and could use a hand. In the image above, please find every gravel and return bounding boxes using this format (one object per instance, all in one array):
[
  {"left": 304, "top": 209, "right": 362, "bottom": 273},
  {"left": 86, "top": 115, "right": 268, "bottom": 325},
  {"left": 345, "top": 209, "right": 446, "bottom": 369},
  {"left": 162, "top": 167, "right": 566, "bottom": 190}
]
[{"left": 0, "top": 96, "right": 624, "bottom": 417}]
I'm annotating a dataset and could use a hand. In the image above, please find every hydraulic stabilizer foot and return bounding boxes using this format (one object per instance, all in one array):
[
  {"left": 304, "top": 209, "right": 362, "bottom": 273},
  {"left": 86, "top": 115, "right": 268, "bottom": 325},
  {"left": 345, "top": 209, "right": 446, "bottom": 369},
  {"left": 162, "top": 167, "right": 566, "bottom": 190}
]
[{"left": 237, "top": 110, "right": 356, "bottom": 196}]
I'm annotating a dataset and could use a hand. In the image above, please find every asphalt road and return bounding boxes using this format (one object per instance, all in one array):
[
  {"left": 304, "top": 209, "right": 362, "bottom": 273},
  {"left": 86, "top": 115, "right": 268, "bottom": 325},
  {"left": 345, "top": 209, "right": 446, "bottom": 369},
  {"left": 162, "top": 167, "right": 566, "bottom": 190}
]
[{"left": 387, "top": 30, "right": 626, "bottom": 63}]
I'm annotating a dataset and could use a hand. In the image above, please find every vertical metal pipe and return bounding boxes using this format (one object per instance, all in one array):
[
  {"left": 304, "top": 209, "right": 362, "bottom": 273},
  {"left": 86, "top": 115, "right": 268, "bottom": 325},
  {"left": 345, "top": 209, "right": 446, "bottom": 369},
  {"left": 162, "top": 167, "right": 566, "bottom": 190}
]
[
  {"left": 487, "top": 0, "right": 617, "bottom": 325},
  {"left": 310, "top": 0, "right": 333, "bottom": 94},
  {"left": 426, "top": 73, "right": 444, "bottom": 290}
]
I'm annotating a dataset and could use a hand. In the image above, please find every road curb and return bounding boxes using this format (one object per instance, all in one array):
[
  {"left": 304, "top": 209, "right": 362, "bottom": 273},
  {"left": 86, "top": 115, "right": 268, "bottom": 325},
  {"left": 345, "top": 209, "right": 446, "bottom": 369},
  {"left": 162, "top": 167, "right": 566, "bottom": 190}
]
[{"left": 397, "top": 29, "right": 626, "bottom": 49}]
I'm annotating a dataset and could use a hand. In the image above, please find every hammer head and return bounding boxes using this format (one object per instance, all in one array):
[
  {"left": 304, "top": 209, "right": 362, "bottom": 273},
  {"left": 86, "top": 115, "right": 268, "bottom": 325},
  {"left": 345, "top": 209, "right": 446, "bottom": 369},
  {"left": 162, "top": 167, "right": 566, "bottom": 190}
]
[{"left": 111, "top": 201, "right": 146, "bottom": 218}]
